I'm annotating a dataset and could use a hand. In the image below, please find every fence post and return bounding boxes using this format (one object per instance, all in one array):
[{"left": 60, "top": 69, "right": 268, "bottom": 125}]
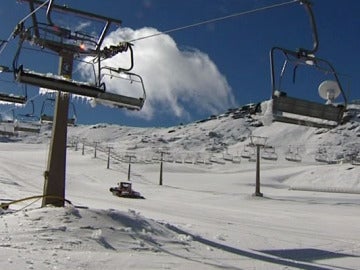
[
  {"left": 94, "top": 142, "right": 98, "bottom": 158},
  {"left": 158, "top": 150, "right": 169, "bottom": 185},
  {"left": 160, "top": 152, "right": 165, "bottom": 185},
  {"left": 107, "top": 147, "right": 111, "bottom": 169}
]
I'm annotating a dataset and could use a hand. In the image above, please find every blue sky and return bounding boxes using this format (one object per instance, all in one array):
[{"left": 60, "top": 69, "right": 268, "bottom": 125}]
[{"left": 0, "top": 0, "right": 359, "bottom": 127}]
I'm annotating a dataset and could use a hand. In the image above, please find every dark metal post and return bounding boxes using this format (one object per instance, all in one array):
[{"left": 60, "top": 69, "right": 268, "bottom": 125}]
[
  {"left": 107, "top": 147, "right": 111, "bottom": 169},
  {"left": 255, "top": 145, "right": 263, "bottom": 197},
  {"left": 250, "top": 135, "right": 266, "bottom": 198},
  {"left": 82, "top": 143, "right": 85, "bottom": 155},
  {"left": 159, "top": 152, "right": 164, "bottom": 185},
  {"left": 94, "top": 142, "right": 97, "bottom": 158},
  {"left": 127, "top": 162, "right": 131, "bottom": 181},
  {"left": 125, "top": 154, "right": 135, "bottom": 181},
  {"left": 42, "top": 52, "right": 73, "bottom": 207}
]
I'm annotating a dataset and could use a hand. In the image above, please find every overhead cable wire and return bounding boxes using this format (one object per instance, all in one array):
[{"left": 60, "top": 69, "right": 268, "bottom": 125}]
[{"left": 129, "top": 0, "right": 299, "bottom": 43}]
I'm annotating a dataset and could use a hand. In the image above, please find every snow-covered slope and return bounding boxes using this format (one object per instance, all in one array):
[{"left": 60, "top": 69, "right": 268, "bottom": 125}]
[{"left": 0, "top": 102, "right": 359, "bottom": 269}]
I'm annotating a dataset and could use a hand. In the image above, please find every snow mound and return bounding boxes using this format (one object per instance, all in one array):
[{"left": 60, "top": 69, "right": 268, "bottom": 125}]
[
  {"left": 0, "top": 206, "right": 190, "bottom": 252},
  {"left": 0, "top": 206, "right": 196, "bottom": 268}
]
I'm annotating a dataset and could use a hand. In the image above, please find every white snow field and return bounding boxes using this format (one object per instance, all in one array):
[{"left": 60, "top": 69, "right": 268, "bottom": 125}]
[{"left": 0, "top": 106, "right": 359, "bottom": 270}]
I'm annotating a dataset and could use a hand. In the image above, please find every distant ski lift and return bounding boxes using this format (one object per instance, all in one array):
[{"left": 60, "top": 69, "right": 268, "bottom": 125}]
[
  {"left": 194, "top": 153, "right": 204, "bottom": 165},
  {"left": 40, "top": 96, "right": 77, "bottom": 125},
  {"left": 209, "top": 154, "right": 225, "bottom": 165},
  {"left": 184, "top": 153, "right": 194, "bottom": 164},
  {"left": 223, "top": 150, "right": 233, "bottom": 162},
  {"left": 0, "top": 110, "right": 16, "bottom": 136},
  {"left": 0, "top": 109, "right": 15, "bottom": 123},
  {"left": 175, "top": 154, "right": 183, "bottom": 164},
  {"left": 241, "top": 144, "right": 255, "bottom": 159},
  {"left": 314, "top": 146, "right": 337, "bottom": 164},
  {"left": 165, "top": 154, "right": 174, "bottom": 163},
  {"left": 314, "top": 146, "right": 326, "bottom": 163},
  {"left": 285, "top": 145, "right": 302, "bottom": 163},
  {"left": 12, "top": 0, "right": 146, "bottom": 111},
  {"left": 261, "top": 145, "right": 278, "bottom": 161},
  {"left": 14, "top": 120, "right": 40, "bottom": 133},
  {"left": 351, "top": 154, "right": 360, "bottom": 166},
  {"left": 269, "top": 0, "right": 347, "bottom": 129},
  {"left": 0, "top": 68, "right": 27, "bottom": 105},
  {"left": 14, "top": 100, "right": 41, "bottom": 133},
  {"left": 232, "top": 154, "right": 241, "bottom": 164},
  {"left": 248, "top": 152, "right": 256, "bottom": 162},
  {"left": 16, "top": 100, "right": 37, "bottom": 120},
  {"left": 40, "top": 97, "right": 55, "bottom": 123}
]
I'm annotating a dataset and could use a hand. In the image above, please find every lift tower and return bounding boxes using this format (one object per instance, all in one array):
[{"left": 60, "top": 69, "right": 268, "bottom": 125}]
[{"left": 13, "top": 0, "right": 145, "bottom": 206}]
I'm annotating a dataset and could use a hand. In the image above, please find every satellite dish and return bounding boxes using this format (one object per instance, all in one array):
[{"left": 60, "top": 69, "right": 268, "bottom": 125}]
[{"left": 318, "top": 80, "right": 341, "bottom": 104}]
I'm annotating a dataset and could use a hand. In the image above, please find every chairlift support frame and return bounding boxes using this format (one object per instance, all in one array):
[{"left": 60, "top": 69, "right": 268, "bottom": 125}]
[
  {"left": 12, "top": 0, "right": 143, "bottom": 207},
  {"left": 250, "top": 136, "right": 267, "bottom": 197},
  {"left": 270, "top": 0, "right": 347, "bottom": 128},
  {"left": 13, "top": 1, "right": 145, "bottom": 111}
]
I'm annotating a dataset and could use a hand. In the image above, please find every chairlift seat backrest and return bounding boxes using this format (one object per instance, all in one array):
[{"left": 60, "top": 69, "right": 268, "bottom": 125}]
[{"left": 272, "top": 95, "right": 345, "bottom": 128}]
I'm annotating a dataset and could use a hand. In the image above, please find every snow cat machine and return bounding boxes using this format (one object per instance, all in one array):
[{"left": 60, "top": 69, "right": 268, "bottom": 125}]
[{"left": 109, "top": 182, "right": 144, "bottom": 199}]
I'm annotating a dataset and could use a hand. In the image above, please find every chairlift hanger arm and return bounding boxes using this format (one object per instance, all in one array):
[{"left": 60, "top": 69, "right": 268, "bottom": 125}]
[
  {"left": 99, "top": 42, "right": 133, "bottom": 63},
  {"left": 46, "top": 0, "right": 54, "bottom": 25},
  {"left": 0, "top": 40, "right": 8, "bottom": 51},
  {"left": 299, "top": 0, "right": 319, "bottom": 55},
  {"left": 95, "top": 42, "right": 134, "bottom": 84},
  {"left": 28, "top": 0, "right": 40, "bottom": 38}
]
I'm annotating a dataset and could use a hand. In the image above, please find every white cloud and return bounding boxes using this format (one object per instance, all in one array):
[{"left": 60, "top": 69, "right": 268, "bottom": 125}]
[{"left": 78, "top": 27, "right": 236, "bottom": 120}]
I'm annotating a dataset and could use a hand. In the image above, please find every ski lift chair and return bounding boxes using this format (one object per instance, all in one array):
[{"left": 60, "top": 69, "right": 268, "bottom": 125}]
[
  {"left": 223, "top": 150, "right": 233, "bottom": 161},
  {"left": 67, "top": 102, "right": 77, "bottom": 126},
  {"left": 12, "top": 0, "right": 146, "bottom": 111},
  {"left": 285, "top": 145, "right": 302, "bottom": 162},
  {"left": 40, "top": 96, "right": 77, "bottom": 125},
  {"left": 40, "top": 97, "right": 55, "bottom": 123},
  {"left": 270, "top": 0, "right": 347, "bottom": 129},
  {"left": 0, "top": 109, "right": 15, "bottom": 123},
  {"left": 14, "top": 100, "right": 41, "bottom": 133},
  {"left": 241, "top": 144, "right": 255, "bottom": 159},
  {"left": 0, "top": 110, "right": 16, "bottom": 136},
  {"left": 261, "top": 145, "right": 278, "bottom": 161},
  {"left": 270, "top": 49, "right": 347, "bottom": 128},
  {"left": 96, "top": 67, "right": 146, "bottom": 110},
  {"left": 0, "top": 68, "right": 27, "bottom": 105}
]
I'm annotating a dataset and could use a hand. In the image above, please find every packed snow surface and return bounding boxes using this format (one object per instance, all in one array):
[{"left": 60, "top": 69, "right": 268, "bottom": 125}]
[{"left": 0, "top": 108, "right": 359, "bottom": 269}]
